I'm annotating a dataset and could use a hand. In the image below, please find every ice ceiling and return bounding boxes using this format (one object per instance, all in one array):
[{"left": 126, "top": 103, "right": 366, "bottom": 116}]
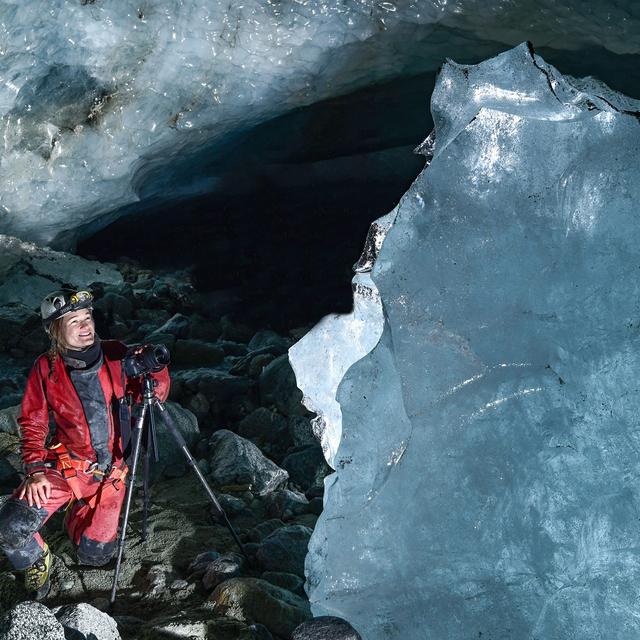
[{"left": 1, "top": 0, "right": 640, "bottom": 249}]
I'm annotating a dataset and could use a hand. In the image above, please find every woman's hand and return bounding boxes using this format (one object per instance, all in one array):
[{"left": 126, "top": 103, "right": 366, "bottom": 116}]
[{"left": 18, "top": 473, "right": 51, "bottom": 509}]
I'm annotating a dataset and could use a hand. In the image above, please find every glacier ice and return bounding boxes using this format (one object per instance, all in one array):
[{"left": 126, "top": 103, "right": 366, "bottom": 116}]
[
  {"left": 290, "top": 43, "right": 640, "bottom": 638},
  {"left": 2, "top": 1, "right": 640, "bottom": 246}
]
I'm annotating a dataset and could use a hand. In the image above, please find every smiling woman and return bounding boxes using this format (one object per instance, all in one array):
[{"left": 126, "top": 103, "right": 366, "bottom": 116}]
[{"left": 0, "top": 287, "right": 170, "bottom": 600}]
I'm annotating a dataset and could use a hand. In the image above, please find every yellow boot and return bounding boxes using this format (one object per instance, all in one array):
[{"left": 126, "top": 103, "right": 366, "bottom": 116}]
[{"left": 24, "top": 543, "right": 52, "bottom": 600}]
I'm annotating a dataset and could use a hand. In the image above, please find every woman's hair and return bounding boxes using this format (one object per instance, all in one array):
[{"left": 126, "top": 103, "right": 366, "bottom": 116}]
[{"left": 47, "top": 317, "right": 68, "bottom": 367}]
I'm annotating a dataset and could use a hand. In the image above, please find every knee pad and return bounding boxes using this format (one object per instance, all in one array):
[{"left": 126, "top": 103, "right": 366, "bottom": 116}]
[
  {"left": 77, "top": 534, "right": 115, "bottom": 566},
  {"left": 0, "top": 499, "right": 47, "bottom": 549}
]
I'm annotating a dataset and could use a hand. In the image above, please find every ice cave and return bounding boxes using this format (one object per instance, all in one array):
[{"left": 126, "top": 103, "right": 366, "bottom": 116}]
[{"left": 1, "top": 2, "right": 640, "bottom": 639}]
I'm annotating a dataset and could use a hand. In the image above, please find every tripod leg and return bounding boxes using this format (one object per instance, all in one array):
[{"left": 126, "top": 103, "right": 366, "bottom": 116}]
[
  {"left": 153, "top": 401, "right": 249, "bottom": 561},
  {"left": 142, "top": 446, "right": 150, "bottom": 542},
  {"left": 110, "top": 402, "right": 148, "bottom": 606}
]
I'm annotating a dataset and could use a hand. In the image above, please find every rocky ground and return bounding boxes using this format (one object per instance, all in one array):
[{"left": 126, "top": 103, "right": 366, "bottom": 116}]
[{"left": 0, "top": 245, "right": 359, "bottom": 640}]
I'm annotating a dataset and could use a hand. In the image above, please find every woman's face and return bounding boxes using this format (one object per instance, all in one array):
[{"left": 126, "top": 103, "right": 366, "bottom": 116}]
[{"left": 61, "top": 308, "right": 95, "bottom": 350}]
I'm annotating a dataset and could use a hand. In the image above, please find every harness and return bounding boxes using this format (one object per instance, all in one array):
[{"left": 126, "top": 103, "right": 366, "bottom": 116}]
[{"left": 48, "top": 442, "right": 128, "bottom": 509}]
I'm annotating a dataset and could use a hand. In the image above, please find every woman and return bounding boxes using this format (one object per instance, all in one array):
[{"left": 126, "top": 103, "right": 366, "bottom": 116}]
[{"left": 0, "top": 289, "right": 170, "bottom": 598}]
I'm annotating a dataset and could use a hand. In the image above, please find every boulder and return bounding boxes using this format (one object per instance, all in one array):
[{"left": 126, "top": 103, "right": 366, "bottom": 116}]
[
  {"left": 292, "top": 617, "right": 363, "bottom": 640},
  {"left": 0, "top": 601, "right": 65, "bottom": 640},
  {"left": 0, "top": 406, "right": 19, "bottom": 435},
  {"left": 245, "top": 520, "right": 286, "bottom": 544},
  {"left": 256, "top": 525, "right": 312, "bottom": 577},
  {"left": 202, "top": 552, "right": 245, "bottom": 591},
  {"left": 146, "top": 402, "right": 199, "bottom": 483},
  {"left": 281, "top": 446, "right": 331, "bottom": 491},
  {"left": 147, "top": 313, "right": 191, "bottom": 339},
  {"left": 237, "top": 408, "right": 289, "bottom": 445},
  {"left": 54, "top": 602, "right": 121, "bottom": 640},
  {"left": 208, "top": 430, "right": 288, "bottom": 496},
  {"left": 263, "top": 490, "right": 309, "bottom": 521},
  {"left": 262, "top": 571, "right": 305, "bottom": 597},
  {"left": 172, "top": 339, "right": 225, "bottom": 367},
  {"left": 259, "top": 355, "right": 305, "bottom": 417},
  {"left": 248, "top": 331, "right": 291, "bottom": 355},
  {"left": 187, "top": 550, "right": 221, "bottom": 579},
  {"left": 288, "top": 416, "right": 318, "bottom": 448},
  {"left": 211, "top": 577, "right": 311, "bottom": 638}
]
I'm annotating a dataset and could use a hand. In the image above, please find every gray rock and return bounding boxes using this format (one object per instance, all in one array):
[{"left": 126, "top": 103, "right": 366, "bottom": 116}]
[
  {"left": 202, "top": 552, "right": 245, "bottom": 591},
  {"left": 187, "top": 550, "right": 221, "bottom": 579},
  {"left": 217, "top": 340, "right": 249, "bottom": 356},
  {"left": 185, "top": 392, "right": 210, "bottom": 422},
  {"left": 259, "top": 355, "right": 305, "bottom": 417},
  {"left": 237, "top": 408, "right": 289, "bottom": 445},
  {"left": 147, "top": 402, "right": 199, "bottom": 483},
  {"left": 263, "top": 490, "right": 309, "bottom": 521},
  {"left": 217, "top": 493, "right": 249, "bottom": 516},
  {"left": 55, "top": 602, "right": 121, "bottom": 640},
  {"left": 292, "top": 617, "right": 363, "bottom": 640},
  {"left": 211, "top": 577, "right": 311, "bottom": 638},
  {"left": 262, "top": 571, "right": 305, "bottom": 597},
  {"left": 281, "top": 446, "right": 332, "bottom": 491},
  {"left": 0, "top": 601, "right": 65, "bottom": 640},
  {"left": 0, "top": 406, "right": 19, "bottom": 435},
  {"left": 178, "top": 369, "right": 253, "bottom": 405},
  {"left": 172, "top": 339, "right": 225, "bottom": 367},
  {"left": 93, "top": 292, "right": 134, "bottom": 320},
  {"left": 246, "top": 519, "right": 286, "bottom": 543},
  {"left": 0, "top": 573, "right": 20, "bottom": 614},
  {"left": 188, "top": 314, "right": 221, "bottom": 341},
  {"left": 248, "top": 330, "right": 291, "bottom": 355},
  {"left": 208, "top": 430, "right": 288, "bottom": 496},
  {"left": 256, "top": 525, "right": 312, "bottom": 577},
  {"left": 149, "top": 313, "right": 191, "bottom": 339},
  {"left": 249, "top": 354, "right": 276, "bottom": 378},
  {"left": 288, "top": 416, "right": 318, "bottom": 448},
  {"left": 220, "top": 315, "right": 254, "bottom": 342}
]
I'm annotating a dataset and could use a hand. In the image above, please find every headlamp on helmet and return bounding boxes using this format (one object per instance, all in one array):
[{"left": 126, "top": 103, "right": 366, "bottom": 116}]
[{"left": 41, "top": 290, "right": 94, "bottom": 332}]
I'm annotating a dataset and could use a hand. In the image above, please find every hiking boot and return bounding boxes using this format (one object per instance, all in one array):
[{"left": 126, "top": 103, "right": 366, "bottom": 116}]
[{"left": 24, "top": 543, "right": 52, "bottom": 600}]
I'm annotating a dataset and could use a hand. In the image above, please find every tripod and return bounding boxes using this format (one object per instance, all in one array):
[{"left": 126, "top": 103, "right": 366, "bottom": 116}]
[{"left": 109, "top": 372, "right": 248, "bottom": 605}]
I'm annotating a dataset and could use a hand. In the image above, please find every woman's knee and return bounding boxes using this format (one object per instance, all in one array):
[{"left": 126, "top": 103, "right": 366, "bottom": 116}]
[{"left": 0, "top": 498, "right": 47, "bottom": 549}]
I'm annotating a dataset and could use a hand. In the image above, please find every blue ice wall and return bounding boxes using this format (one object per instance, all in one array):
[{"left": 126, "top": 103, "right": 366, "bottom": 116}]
[{"left": 291, "top": 43, "right": 640, "bottom": 639}]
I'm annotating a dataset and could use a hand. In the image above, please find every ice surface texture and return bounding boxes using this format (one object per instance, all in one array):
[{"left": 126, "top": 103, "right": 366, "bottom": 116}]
[
  {"left": 289, "top": 43, "right": 640, "bottom": 639},
  {"left": 2, "top": 2, "right": 640, "bottom": 246}
]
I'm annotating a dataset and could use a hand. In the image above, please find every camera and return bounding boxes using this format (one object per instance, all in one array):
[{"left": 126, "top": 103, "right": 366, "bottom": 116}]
[{"left": 122, "top": 344, "right": 170, "bottom": 378}]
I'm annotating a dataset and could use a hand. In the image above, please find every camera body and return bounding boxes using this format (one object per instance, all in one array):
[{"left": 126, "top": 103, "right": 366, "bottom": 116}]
[{"left": 122, "top": 344, "right": 170, "bottom": 378}]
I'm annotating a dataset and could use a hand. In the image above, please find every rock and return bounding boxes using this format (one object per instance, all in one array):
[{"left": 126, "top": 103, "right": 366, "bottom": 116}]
[
  {"left": 0, "top": 573, "right": 21, "bottom": 614},
  {"left": 148, "top": 313, "right": 191, "bottom": 339},
  {"left": 307, "top": 497, "right": 324, "bottom": 516},
  {"left": 256, "top": 525, "right": 312, "bottom": 577},
  {"left": 185, "top": 392, "right": 210, "bottom": 422},
  {"left": 170, "top": 579, "right": 189, "bottom": 591},
  {"left": 0, "top": 601, "right": 66, "bottom": 640},
  {"left": 0, "top": 406, "right": 19, "bottom": 435},
  {"left": 249, "top": 354, "right": 276, "bottom": 378},
  {"left": 248, "top": 330, "right": 291, "bottom": 355},
  {"left": 93, "top": 292, "right": 134, "bottom": 320},
  {"left": 54, "top": 602, "right": 121, "bottom": 640},
  {"left": 217, "top": 493, "right": 249, "bottom": 516},
  {"left": 220, "top": 315, "right": 254, "bottom": 342},
  {"left": 281, "top": 446, "right": 331, "bottom": 491},
  {"left": 262, "top": 571, "right": 305, "bottom": 597},
  {"left": 0, "top": 458, "right": 21, "bottom": 494},
  {"left": 187, "top": 550, "right": 221, "bottom": 579},
  {"left": 259, "top": 355, "right": 305, "bottom": 417},
  {"left": 202, "top": 552, "right": 245, "bottom": 591},
  {"left": 211, "top": 577, "right": 311, "bottom": 638},
  {"left": 145, "top": 402, "right": 199, "bottom": 483},
  {"left": 218, "top": 340, "right": 249, "bottom": 356},
  {"left": 178, "top": 369, "right": 254, "bottom": 406},
  {"left": 237, "top": 408, "right": 289, "bottom": 445},
  {"left": 172, "top": 339, "right": 225, "bottom": 367},
  {"left": 208, "top": 430, "right": 288, "bottom": 496},
  {"left": 245, "top": 519, "right": 286, "bottom": 544},
  {"left": 288, "top": 416, "right": 318, "bottom": 448},
  {"left": 188, "top": 314, "right": 221, "bottom": 341},
  {"left": 263, "top": 490, "right": 309, "bottom": 521},
  {"left": 292, "top": 617, "right": 363, "bottom": 640}
]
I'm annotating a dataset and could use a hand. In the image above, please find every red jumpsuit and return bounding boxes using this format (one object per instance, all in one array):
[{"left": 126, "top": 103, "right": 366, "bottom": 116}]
[{"left": 0, "top": 340, "right": 170, "bottom": 568}]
